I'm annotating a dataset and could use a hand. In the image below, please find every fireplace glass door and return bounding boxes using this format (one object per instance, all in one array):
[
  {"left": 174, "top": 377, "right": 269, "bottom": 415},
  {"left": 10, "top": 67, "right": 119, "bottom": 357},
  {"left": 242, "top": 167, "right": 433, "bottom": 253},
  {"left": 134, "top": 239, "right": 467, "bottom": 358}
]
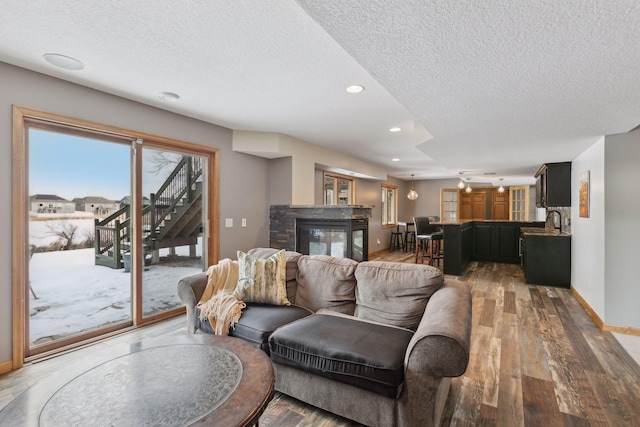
[
  {"left": 302, "top": 227, "right": 347, "bottom": 258},
  {"left": 296, "top": 218, "right": 368, "bottom": 261}
]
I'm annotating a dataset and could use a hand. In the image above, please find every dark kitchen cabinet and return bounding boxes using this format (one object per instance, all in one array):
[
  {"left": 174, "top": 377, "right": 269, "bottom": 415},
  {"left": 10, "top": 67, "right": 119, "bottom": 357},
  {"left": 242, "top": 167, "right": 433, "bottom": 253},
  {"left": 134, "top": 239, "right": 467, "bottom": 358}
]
[
  {"left": 473, "top": 222, "right": 521, "bottom": 263},
  {"left": 535, "top": 162, "right": 571, "bottom": 207},
  {"left": 522, "top": 234, "right": 571, "bottom": 287},
  {"left": 443, "top": 222, "right": 473, "bottom": 275},
  {"left": 442, "top": 221, "right": 545, "bottom": 275},
  {"left": 473, "top": 223, "right": 494, "bottom": 258}
]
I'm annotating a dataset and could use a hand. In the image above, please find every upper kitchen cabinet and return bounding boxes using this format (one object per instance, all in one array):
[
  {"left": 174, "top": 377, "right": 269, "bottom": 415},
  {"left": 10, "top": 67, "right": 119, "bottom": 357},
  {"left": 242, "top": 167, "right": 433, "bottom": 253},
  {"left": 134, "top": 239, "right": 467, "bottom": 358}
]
[{"left": 535, "top": 162, "right": 571, "bottom": 207}]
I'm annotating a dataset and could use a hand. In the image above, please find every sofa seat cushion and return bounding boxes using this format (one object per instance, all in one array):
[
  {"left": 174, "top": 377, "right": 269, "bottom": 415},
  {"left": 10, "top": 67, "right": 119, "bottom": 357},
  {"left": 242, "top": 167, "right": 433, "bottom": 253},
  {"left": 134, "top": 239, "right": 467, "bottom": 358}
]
[
  {"left": 195, "top": 303, "right": 313, "bottom": 351},
  {"left": 269, "top": 313, "right": 414, "bottom": 398}
]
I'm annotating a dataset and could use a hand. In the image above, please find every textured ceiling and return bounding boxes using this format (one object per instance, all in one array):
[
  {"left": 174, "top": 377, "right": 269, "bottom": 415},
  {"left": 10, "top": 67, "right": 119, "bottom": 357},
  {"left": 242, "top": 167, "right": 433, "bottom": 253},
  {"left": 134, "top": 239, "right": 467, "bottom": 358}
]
[
  {"left": 1, "top": 1, "right": 639, "bottom": 185},
  {"left": 296, "top": 0, "right": 640, "bottom": 184}
]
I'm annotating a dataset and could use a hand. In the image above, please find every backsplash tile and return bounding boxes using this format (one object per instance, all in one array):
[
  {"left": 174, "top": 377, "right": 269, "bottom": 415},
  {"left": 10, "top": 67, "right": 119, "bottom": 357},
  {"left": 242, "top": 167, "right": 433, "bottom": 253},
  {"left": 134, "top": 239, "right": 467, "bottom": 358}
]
[{"left": 545, "top": 206, "right": 571, "bottom": 233}]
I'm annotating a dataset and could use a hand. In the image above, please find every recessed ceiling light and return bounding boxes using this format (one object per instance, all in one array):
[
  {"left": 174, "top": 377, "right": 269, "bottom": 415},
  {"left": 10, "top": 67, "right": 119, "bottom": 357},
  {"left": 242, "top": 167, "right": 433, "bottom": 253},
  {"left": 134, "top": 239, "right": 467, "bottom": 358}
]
[
  {"left": 389, "top": 127, "right": 402, "bottom": 132},
  {"left": 346, "top": 85, "right": 364, "bottom": 94},
  {"left": 158, "top": 92, "right": 180, "bottom": 102},
  {"left": 392, "top": 158, "right": 400, "bottom": 162},
  {"left": 43, "top": 53, "right": 84, "bottom": 71}
]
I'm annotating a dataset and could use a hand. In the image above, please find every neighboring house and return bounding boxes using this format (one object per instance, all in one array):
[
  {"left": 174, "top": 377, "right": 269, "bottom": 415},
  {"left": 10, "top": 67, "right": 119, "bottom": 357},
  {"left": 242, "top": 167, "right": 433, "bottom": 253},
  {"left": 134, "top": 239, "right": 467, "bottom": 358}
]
[
  {"left": 118, "top": 196, "right": 151, "bottom": 208},
  {"left": 72, "top": 196, "right": 119, "bottom": 215},
  {"left": 29, "top": 194, "right": 75, "bottom": 214}
]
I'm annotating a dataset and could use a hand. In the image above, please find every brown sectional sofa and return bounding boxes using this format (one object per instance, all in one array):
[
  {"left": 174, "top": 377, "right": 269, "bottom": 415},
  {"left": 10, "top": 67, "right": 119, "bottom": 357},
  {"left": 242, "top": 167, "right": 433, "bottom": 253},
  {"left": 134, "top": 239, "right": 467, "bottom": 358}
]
[{"left": 177, "top": 248, "right": 472, "bottom": 427}]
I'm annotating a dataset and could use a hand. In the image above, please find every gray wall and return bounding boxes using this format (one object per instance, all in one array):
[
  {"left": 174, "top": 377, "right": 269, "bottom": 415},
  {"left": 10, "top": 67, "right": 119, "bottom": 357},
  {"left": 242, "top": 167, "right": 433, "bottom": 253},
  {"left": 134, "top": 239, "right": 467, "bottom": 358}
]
[
  {"left": 605, "top": 129, "right": 640, "bottom": 327},
  {"left": 401, "top": 178, "right": 538, "bottom": 221},
  {"left": 269, "top": 157, "right": 293, "bottom": 205},
  {"left": 314, "top": 169, "right": 325, "bottom": 205},
  {"left": 401, "top": 178, "right": 460, "bottom": 221},
  {"left": 313, "top": 172, "right": 405, "bottom": 253},
  {"left": 358, "top": 176, "right": 401, "bottom": 253},
  {"left": 0, "top": 62, "right": 271, "bottom": 363}
]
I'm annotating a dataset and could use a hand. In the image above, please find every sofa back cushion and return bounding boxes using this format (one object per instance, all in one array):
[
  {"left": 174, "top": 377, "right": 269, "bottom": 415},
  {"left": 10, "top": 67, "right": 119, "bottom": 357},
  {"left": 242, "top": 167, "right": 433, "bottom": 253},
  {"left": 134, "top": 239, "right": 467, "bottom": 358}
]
[
  {"left": 354, "top": 261, "right": 444, "bottom": 330},
  {"left": 295, "top": 255, "right": 358, "bottom": 314},
  {"left": 247, "top": 248, "right": 302, "bottom": 304}
]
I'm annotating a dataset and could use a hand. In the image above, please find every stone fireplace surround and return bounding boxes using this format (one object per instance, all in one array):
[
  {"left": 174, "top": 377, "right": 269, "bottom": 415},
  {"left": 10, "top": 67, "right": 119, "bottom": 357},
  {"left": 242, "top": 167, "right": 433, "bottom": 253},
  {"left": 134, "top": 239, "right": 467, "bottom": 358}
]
[{"left": 269, "top": 205, "right": 372, "bottom": 253}]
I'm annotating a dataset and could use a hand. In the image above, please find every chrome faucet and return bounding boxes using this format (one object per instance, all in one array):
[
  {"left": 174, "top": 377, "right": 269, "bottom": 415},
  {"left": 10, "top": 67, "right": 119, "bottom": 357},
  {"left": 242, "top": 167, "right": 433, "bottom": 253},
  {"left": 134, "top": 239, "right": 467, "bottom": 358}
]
[{"left": 546, "top": 210, "right": 562, "bottom": 233}]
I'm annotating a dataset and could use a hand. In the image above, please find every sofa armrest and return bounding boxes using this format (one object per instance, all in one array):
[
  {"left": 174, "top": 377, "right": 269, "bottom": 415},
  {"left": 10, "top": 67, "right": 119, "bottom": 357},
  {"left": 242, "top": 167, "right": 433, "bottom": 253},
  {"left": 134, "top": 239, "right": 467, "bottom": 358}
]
[
  {"left": 397, "top": 278, "right": 471, "bottom": 426},
  {"left": 177, "top": 272, "right": 208, "bottom": 334},
  {"left": 405, "top": 278, "right": 472, "bottom": 377}
]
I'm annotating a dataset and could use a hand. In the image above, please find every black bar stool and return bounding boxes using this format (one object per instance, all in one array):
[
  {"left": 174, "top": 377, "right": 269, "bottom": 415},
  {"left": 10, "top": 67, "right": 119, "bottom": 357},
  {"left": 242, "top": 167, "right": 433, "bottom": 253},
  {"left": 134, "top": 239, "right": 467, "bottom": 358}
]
[
  {"left": 389, "top": 225, "right": 404, "bottom": 252},
  {"left": 414, "top": 217, "right": 443, "bottom": 265},
  {"left": 404, "top": 223, "right": 416, "bottom": 253}
]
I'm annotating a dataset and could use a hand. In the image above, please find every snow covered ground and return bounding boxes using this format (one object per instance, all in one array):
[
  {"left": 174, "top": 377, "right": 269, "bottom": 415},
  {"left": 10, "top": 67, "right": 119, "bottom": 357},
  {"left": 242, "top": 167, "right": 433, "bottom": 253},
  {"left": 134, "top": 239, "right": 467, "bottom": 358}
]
[
  {"left": 29, "top": 247, "right": 203, "bottom": 346},
  {"left": 29, "top": 216, "right": 96, "bottom": 247}
]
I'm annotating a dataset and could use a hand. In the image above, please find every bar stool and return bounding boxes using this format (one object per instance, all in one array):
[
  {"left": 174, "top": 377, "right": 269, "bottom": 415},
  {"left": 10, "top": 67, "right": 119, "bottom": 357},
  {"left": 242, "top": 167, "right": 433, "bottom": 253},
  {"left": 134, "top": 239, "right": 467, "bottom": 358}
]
[
  {"left": 429, "top": 233, "right": 444, "bottom": 266},
  {"left": 425, "top": 216, "right": 443, "bottom": 265},
  {"left": 404, "top": 223, "right": 416, "bottom": 253},
  {"left": 414, "top": 217, "right": 443, "bottom": 266},
  {"left": 389, "top": 228, "right": 404, "bottom": 252}
]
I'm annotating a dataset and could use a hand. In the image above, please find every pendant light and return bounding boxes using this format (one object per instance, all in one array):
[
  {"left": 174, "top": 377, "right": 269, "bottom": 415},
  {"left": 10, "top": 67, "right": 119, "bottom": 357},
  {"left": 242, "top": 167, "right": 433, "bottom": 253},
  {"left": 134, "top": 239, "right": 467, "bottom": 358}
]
[
  {"left": 457, "top": 172, "right": 466, "bottom": 190},
  {"left": 407, "top": 174, "right": 419, "bottom": 200}
]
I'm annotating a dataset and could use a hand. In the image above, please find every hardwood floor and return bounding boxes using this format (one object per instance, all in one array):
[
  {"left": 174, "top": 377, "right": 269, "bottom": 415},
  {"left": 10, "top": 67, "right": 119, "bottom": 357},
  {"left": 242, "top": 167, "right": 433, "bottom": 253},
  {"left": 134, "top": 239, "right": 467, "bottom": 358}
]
[{"left": 1, "top": 251, "right": 639, "bottom": 426}]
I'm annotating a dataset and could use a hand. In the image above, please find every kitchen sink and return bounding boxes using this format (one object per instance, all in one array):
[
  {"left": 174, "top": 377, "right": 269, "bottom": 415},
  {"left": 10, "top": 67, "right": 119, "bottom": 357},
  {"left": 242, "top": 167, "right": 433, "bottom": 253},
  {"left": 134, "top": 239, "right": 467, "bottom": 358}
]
[
  {"left": 521, "top": 227, "right": 549, "bottom": 234},
  {"left": 520, "top": 227, "right": 570, "bottom": 236}
]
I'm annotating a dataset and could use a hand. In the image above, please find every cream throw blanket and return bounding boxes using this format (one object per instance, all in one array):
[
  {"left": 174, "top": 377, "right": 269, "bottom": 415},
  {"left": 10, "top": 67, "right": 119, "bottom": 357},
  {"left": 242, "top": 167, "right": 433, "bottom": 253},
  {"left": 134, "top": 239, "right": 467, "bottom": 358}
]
[{"left": 196, "top": 258, "right": 246, "bottom": 335}]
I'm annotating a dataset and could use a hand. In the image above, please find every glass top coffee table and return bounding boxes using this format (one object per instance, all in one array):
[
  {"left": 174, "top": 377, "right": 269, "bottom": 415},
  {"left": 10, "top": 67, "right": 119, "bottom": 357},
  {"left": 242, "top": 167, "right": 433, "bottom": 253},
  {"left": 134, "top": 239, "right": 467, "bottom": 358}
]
[{"left": 0, "top": 334, "right": 274, "bottom": 426}]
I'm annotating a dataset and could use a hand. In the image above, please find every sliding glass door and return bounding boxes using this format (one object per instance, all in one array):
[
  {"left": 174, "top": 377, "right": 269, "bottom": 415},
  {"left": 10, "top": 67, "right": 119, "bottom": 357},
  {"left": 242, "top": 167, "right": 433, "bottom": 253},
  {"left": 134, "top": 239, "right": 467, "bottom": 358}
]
[
  {"left": 27, "top": 127, "right": 133, "bottom": 352},
  {"left": 140, "top": 146, "right": 206, "bottom": 319},
  {"left": 16, "top": 108, "right": 217, "bottom": 360}
]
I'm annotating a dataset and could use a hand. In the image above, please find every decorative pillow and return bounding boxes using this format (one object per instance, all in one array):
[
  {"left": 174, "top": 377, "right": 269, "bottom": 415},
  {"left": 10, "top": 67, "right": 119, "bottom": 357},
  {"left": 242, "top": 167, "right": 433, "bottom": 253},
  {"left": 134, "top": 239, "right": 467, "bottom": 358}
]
[{"left": 234, "top": 249, "right": 290, "bottom": 305}]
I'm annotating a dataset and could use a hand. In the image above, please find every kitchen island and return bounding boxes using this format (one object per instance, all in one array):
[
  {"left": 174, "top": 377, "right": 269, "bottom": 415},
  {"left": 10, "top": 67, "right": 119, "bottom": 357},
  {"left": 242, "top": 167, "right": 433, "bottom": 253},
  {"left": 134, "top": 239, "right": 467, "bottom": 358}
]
[{"left": 439, "top": 220, "right": 545, "bottom": 276}]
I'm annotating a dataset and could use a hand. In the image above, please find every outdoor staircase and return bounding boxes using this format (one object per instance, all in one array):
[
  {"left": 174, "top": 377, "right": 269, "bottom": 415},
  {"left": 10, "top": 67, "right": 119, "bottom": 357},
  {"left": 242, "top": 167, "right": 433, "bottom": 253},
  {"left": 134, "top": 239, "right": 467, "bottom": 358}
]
[{"left": 94, "top": 156, "right": 204, "bottom": 269}]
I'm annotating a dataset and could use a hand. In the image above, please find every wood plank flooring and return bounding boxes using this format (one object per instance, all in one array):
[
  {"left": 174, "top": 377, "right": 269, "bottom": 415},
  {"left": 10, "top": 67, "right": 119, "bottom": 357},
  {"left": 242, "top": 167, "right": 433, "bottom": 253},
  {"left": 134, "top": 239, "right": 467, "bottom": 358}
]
[{"left": 1, "top": 251, "right": 639, "bottom": 426}]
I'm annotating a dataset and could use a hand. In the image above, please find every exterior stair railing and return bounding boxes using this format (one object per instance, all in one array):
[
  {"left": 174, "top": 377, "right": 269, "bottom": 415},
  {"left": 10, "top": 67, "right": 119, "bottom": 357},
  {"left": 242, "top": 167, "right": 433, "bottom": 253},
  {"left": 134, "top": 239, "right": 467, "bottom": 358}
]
[{"left": 95, "top": 156, "right": 203, "bottom": 269}]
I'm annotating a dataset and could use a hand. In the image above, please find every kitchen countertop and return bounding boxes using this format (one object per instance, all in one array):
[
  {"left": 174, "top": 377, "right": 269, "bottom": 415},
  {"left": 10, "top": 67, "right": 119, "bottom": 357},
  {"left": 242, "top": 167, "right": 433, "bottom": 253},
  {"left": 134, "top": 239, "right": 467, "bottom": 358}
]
[
  {"left": 521, "top": 227, "right": 571, "bottom": 237},
  {"left": 433, "top": 220, "right": 545, "bottom": 225}
]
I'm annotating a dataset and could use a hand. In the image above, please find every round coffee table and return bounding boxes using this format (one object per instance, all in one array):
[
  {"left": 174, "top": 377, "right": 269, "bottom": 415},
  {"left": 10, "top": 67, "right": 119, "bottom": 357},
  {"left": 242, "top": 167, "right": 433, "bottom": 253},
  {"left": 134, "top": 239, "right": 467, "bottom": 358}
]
[{"left": 0, "top": 334, "right": 274, "bottom": 426}]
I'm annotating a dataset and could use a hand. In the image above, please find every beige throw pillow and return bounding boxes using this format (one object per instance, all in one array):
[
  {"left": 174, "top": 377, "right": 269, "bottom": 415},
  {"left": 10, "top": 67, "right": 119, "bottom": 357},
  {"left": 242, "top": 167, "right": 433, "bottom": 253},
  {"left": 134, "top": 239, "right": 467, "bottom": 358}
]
[{"left": 234, "top": 249, "right": 290, "bottom": 305}]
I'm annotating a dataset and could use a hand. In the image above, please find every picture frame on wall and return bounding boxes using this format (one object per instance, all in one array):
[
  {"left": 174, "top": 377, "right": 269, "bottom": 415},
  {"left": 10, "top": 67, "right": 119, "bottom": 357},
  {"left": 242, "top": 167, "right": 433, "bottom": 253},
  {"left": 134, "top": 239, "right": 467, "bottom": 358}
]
[{"left": 579, "top": 170, "right": 590, "bottom": 218}]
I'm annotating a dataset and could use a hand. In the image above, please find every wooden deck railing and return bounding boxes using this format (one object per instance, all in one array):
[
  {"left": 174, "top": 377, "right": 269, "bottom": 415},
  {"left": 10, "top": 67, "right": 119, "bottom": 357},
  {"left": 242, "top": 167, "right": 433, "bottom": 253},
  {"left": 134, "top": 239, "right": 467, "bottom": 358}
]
[{"left": 95, "top": 156, "right": 203, "bottom": 269}]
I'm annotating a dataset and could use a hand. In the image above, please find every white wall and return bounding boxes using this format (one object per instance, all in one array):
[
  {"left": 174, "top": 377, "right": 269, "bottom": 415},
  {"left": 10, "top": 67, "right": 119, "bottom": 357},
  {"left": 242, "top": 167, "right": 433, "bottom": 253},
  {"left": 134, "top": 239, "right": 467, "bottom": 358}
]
[
  {"left": 604, "top": 130, "right": 640, "bottom": 328},
  {"left": 572, "top": 131, "right": 640, "bottom": 329},
  {"left": 571, "top": 137, "right": 606, "bottom": 320}
]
